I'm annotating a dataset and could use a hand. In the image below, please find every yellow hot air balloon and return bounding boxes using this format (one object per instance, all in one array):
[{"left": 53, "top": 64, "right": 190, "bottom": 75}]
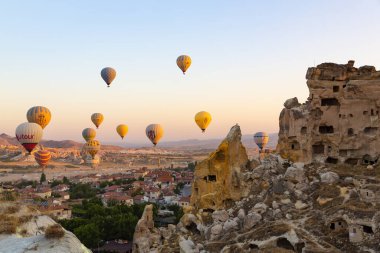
[
  {"left": 85, "top": 140, "right": 100, "bottom": 159},
  {"left": 91, "top": 113, "right": 104, "bottom": 129},
  {"left": 146, "top": 124, "right": 164, "bottom": 146},
  {"left": 176, "top": 55, "right": 192, "bottom": 74},
  {"left": 116, "top": 124, "right": 128, "bottom": 139},
  {"left": 195, "top": 111, "right": 212, "bottom": 133},
  {"left": 101, "top": 67, "right": 116, "bottom": 87},
  {"left": 82, "top": 128, "right": 96, "bottom": 142},
  {"left": 26, "top": 106, "right": 51, "bottom": 129}
]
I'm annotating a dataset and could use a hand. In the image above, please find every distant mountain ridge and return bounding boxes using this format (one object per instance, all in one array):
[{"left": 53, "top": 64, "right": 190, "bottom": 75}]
[
  {"left": 0, "top": 133, "right": 123, "bottom": 150},
  {"left": 0, "top": 133, "right": 278, "bottom": 150},
  {"left": 157, "top": 133, "right": 278, "bottom": 150}
]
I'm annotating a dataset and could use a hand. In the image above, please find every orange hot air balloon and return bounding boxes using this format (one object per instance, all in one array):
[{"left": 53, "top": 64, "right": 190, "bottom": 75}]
[
  {"left": 176, "top": 55, "right": 192, "bottom": 74},
  {"left": 34, "top": 149, "right": 51, "bottom": 168}
]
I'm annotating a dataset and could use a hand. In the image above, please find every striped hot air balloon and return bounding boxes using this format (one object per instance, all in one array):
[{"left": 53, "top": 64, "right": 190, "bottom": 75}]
[
  {"left": 85, "top": 140, "right": 100, "bottom": 159},
  {"left": 176, "top": 55, "right": 192, "bottom": 74},
  {"left": 82, "top": 128, "right": 96, "bottom": 142},
  {"left": 15, "top": 122, "right": 43, "bottom": 154},
  {"left": 34, "top": 149, "right": 51, "bottom": 168},
  {"left": 26, "top": 106, "right": 51, "bottom": 129},
  {"left": 146, "top": 124, "right": 164, "bottom": 146},
  {"left": 101, "top": 67, "right": 116, "bottom": 87},
  {"left": 91, "top": 113, "right": 104, "bottom": 129},
  {"left": 254, "top": 132, "right": 269, "bottom": 151}
]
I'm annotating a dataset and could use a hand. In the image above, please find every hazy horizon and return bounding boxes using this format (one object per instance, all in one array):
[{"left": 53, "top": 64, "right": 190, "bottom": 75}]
[{"left": 1, "top": 1, "right": 380, "bottom": 145}]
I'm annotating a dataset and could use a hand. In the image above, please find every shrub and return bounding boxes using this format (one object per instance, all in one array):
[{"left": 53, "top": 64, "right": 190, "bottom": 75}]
[
  {"left": 0, "top": 214, "right": 18, "bottom": 234},
  {"left": 4, "top": 205, "right": 20, "bottom": 214},
  {"left": 45, "top": 224, "right": 65, "bottom": 239}
]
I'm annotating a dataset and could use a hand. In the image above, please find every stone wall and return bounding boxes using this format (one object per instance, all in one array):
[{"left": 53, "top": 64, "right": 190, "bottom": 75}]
[{"left": 277, "top": 60, "right": 380, "bottom": 165}]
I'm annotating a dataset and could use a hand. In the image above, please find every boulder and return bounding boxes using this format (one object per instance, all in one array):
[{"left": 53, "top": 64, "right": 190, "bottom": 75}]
[
  {"left": 243, "top": 212, "right": 262, "bottom": 230},
  {"left": 223, "top": 219, "right": 239, "bottom": 232},
  {"left": 237, "top": 209, "right": 245, "bottom": 220},
  {"left": 284, "top": 166, "right": 306, "bottom": 183},
  {"left": 320, "top": 172, "right": 339, "bottom": 184},
  {"left": 212, "top": 210, "right": 229, "bottom": 223},
  {"left": 210, "top": 224, "right": 223, "bottom": 240},
  {"left": 284, "top": 97, "right": 300, "bottom": 109}
]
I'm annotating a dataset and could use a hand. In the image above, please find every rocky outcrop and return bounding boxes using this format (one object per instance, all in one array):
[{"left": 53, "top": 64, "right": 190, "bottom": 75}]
[
  {"left": 277, "top": 60, "right": 380, "bottom": 165},
  {"left": 0, "top": 202, "right": 90, "bottom": 253},
  {"left": 190, "top": 125, "right": 250, "bottom": 211},
  {"left": 132, "top": 204, "right": 161, "bottom": 253},
  {"left": 131, "top": 123, "right": 380, "bottom": 253}
]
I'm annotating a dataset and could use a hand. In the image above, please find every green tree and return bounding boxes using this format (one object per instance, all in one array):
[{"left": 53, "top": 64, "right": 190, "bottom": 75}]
[
  {"left": 69, "top": 183, "right": 96, "bottom": 199},
  {"left": 50, "top": 180, "right": 62, "bottom": 187},
  {"left": 74, "top": 223, "right": 101, "bottom": 248},
  {"left": 167, "top": 204, "right": 184, "bottom": 224},
  {"left": 40, "top": 173, "right": 46, "bottom": 184},
  {"left": 62, "top": 176, "right": 70, "bottom": 185}
]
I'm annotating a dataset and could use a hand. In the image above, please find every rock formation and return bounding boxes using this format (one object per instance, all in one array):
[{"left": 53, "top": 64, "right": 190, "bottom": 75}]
[
  {"left": 0, "top": 202, "right": 91, "bottom": 253},
  {"left": 132, "top": 204, "right": 162, "bottom": 253},
  {"left": 190, "top": 124, "right": 250, "bottom": 211},
  {"left": 132, "top": 124, "right": 380, "bottom": 252},
  {"left": 277, "top": 60, "right": 380, "bottom": 164}
]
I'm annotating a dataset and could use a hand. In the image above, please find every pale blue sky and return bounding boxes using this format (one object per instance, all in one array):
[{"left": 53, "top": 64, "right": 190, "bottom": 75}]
[{"left": 1, "top": 1, "right": 380, "bottom": 144}]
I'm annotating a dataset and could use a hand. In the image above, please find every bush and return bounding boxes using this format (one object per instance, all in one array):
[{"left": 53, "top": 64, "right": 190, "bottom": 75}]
[
  {"left": 45, "top": 224, "right": 65, "bottom": 239},
  {"left": 0, "top": 214, "right": 18, "bottom": 234},
  {"left": 4, "top": 205, "right": 20, "bottom": 214}
]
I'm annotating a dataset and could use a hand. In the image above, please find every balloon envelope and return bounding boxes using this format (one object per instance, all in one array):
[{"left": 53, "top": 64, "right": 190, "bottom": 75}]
[
  {"left": 34, "top": 149, "right": 51, "bottom": 168},
  {"left": 101, "top": 67, "right": 116, "bottom": 87},
  {"left": 195, "top": 111, "right": 212, "bottom": 132},
  {"left": 85, "top": 140, "right": 100, "bottom": 159},
  {"left": 27, "top": 106, "right": 51, "bottom": 129},
  {"left": 91, "top": 113, "right": 104, "bottom": 128},
  {"left": 82, "top": 128, "right": 96, "bottom": 142},
  {"left": 176, "top": 55, "right": 192, "bottom": 74},
  {"left": 254, "top": 132, "right": 269, "bottom": 150},
  {"left": 15, "top": 122, "right": 43, "bottom": 154},
  {"left": 146, "top": 124, "right": 164, "bottom": 146},
  {"left": 116, "top": 124, "right": 128, "bottom": 139}
]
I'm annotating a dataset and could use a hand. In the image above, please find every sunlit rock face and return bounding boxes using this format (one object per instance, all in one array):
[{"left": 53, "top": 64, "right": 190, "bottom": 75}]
[
  {"left": 190, "top": 124, "right": 250, "bottom": 211},
  {"left": 132, "top": 204, "right": 161, "bottom": 253},
  {"left": 277, "top": 60, "right": 380, "bottom": 165}
]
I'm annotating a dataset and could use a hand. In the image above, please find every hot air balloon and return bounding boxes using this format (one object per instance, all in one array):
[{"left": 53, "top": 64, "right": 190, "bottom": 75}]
[
  {"left": 85, "top": 140, "right": 100, "bottom": 159},
  {"left": 101, "top": 67, "right": 116, "bottom": 87},
  {"left": 34, "top": 149, "right": 51, "bottom": 168},
  {"left": 82, "top": 128, "right": 96, "bottom": 142},
  {"left": 254, "top": 132, "right": 269, "bottom": 151},
  {"left": 195, "top": 111, "right": 212, "bottom": 133},
  {"left": 116, "top": 124, "right": 128, "bottom": 139},
  {"left": 176, "top": 55, "right": 192, "bottom": 74},
  {"left": 15, "top": 122, "right": 43, "bottom": 154},
  {"left": 26, "top": 106, "right": 51, "bottom": 129},
  {"left": 91, "top": 113, "right": 104, "bottom": 129},
  {"left": 146, "top": 124, "right": 164, "bottom": 146}
]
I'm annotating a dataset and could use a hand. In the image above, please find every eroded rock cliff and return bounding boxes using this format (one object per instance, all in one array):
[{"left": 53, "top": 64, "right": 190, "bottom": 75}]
[
  {"left": 277, "top": 60, "right": 380, "bottom": 165},
  {"left": 190, "top": 125, "right": 250, "bottom": 211}
]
